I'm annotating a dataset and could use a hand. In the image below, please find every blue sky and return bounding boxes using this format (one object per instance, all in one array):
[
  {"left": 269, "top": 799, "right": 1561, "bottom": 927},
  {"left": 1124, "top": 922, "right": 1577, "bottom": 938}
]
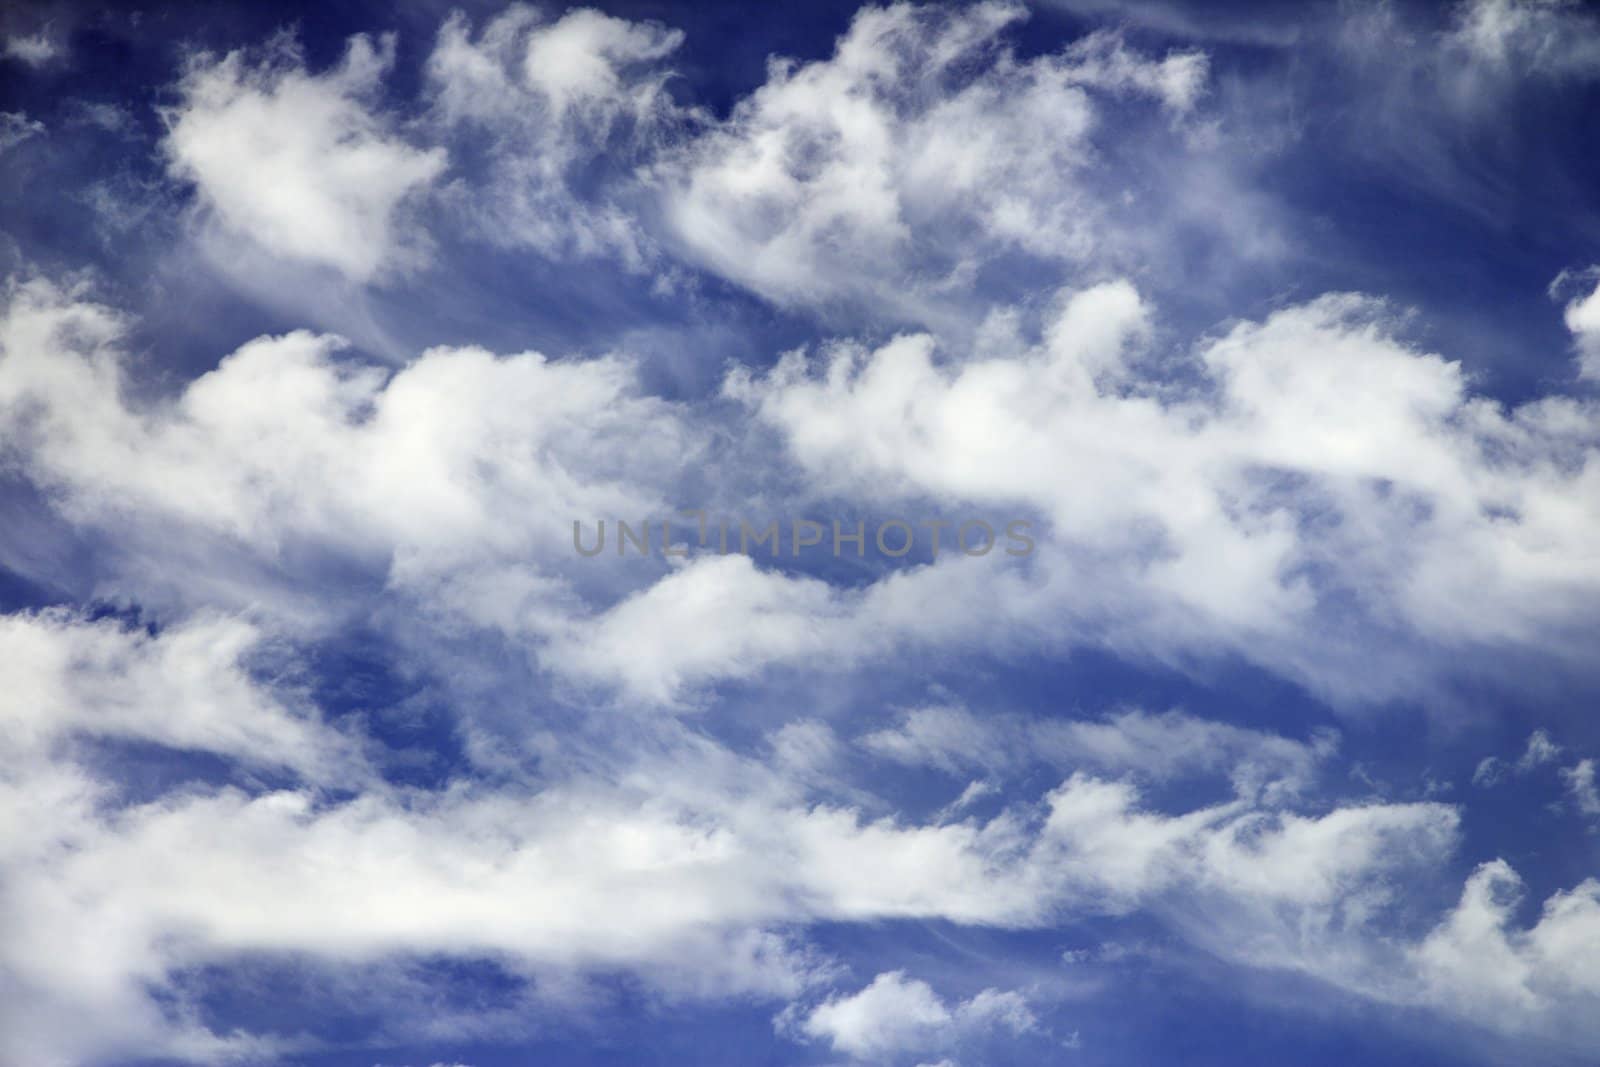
[{"left": 3, "top": 1, "right": 1600, "bottom": 1065}]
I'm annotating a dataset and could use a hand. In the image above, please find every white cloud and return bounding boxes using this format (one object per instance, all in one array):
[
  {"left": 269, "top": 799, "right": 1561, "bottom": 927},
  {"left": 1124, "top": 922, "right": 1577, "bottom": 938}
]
[
  {"left": 1562, "top": 759, "right": 1600, "bottom": 817},
  {"left": 801, "top": 972, "right": 954, "bottom": 1057},
  {"left": 1516, "top": 728, "right": 1563, "bottom": 772},
  {"left": 0, "top": 609, "right": 361, "bottom": 784},
  {"left": 8, "top": 263, "right": 1600, "bottom": 715},
  {"left": 1475, "top": 730, "right": 1568, "bottom": 790},
  {"left": 1041, "top": 0, "right": 1306, "bottom": 45},
  {"left": 1412, "top": 859, "right": 1600, "bottom": 1039},
  {"left": 1057, "top": 29, "right": 1209, "bottom": 113},
  {"left": 1447, "top": 0, "right": 1600, "bottom": 80},
  {"left": 1321, "top": 0, "right": 1600, "bottom": 229},
  {"left": 1472, "top": 756, "right": 1507, "bottom": 787},
  {"left": 7, "top": 8, "right": 1600, "bottom": 1062},
  {"left": 549, "top": 553, "right": 847, "bottom": 704},
  {"left": 0, "top": 277, "right": 693, "bottom": 631},
  {"left": 176, "top": 244, "right": 1596, "bottom": 708},
  {"left": 66, "top": 101, "right": 139, "bottom": 137},
  {"left": 659, "top": 3, "right": 1211, "bottom": 319},
  {"left": 860, "top": 706, "right": 1335, "bottom": 800},
  {"left": 0, "top": 645, "right": 1475, "bottom": 1065},
  {"left": 518, "top": 7, "right": 682, "bottom": 113},
  {"left": 0, "top": 110, "right": 44, "bottom": 152},
  {"left": 860, "top": 705, "right": 1005, "bottom": 775},
  {"left": 163, "top": 33, "right": 446, "bottom": 281},
  {"left": 1413, "top": 861, "right": 1541, "bottom": 1018},
  {"left": 0, "top": 582, "right": 1590, "bottom": 1062},
  {"left": 728, "top": 281, "right": 1600, "bottom": 702},
  {"left": 424, "top": 5, "right": 685, "bottom": 267},
  {"left": 1563, "top": 277, "right": 1600, "bottom": 380},
  {"left": 3, "top": 31, "right": 62, "bottom": 67},
  {"left": 797, "top": 970, "right": 1035, "bottom": 1060}
]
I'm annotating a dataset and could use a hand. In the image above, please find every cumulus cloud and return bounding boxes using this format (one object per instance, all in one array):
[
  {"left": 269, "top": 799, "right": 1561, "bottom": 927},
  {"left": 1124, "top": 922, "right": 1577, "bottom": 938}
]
[
  {"left": 1412, "top": 859, "right": 1600, "bottom": 1039},
  {"left": 728, "top": 280, "right": 1600, "bottom": 702},
  {"left": 797, "top": 970, "right": 1036, "bottom": 1060},
  {"left": 7, "top": 4, "right": 1600, "bottom": 1064},
  {"left": 17, "top": 273, "right": 1598, "bottom": 710},
  {"left": 547, "top": 553, "right": 848, "bottom": 703},
  {"left": 0, "top": 277, "right": 694, "bottom": 630},
  {"left": 1562, "top": 276, "right": 1600, "bottom": 379},
  {"left": 163, "top": 33, "right": 446, "bottom": 281}
]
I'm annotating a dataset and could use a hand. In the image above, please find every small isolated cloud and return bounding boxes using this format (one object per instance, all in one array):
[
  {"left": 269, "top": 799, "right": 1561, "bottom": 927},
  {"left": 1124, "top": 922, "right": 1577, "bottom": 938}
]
[
  {"left": 1516, "top": 729, "right": 1563, "bottom": 773},
  {"left": 0, "top": 111, "right": 44, "bottom": 152},
  {"left": 1472, "top": 729, "right": 1561, "bottom": 790},
  {"left": 1563, "top": 759, "right": 1600, "bottom": 817},
  {"left": 3, "top": 31, "right": 62, "bottom": 67},
  {"left": 1472, "top": 756, "right": 1507, "bottom": 788},
  {"left": 66, "top": 100, "right": 139, "bottom": 138},
  {"left": 796, "top": 971, "right": 1036, "bottom": 1061},
  {"left": 1475, "top": 731, "right": 1577, "bottom": 793}
]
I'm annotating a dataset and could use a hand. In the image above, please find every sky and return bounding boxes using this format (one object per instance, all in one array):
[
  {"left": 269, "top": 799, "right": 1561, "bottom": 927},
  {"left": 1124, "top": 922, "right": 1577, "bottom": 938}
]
[{"left": 2, "top": 0, "right": 1600, "bottom": 1064}]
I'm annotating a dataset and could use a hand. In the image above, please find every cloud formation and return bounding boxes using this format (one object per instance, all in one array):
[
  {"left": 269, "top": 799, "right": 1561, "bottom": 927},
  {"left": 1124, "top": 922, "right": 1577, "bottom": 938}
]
[
  {"left": 164, "top": 34, "right": 446, "bottom": 281},
  {"left": 659, "top": 3, "right": 1209, "bottom": 320},
  {"left": 5, "top": 2, "right": 1600, "bottom": 1065}
]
